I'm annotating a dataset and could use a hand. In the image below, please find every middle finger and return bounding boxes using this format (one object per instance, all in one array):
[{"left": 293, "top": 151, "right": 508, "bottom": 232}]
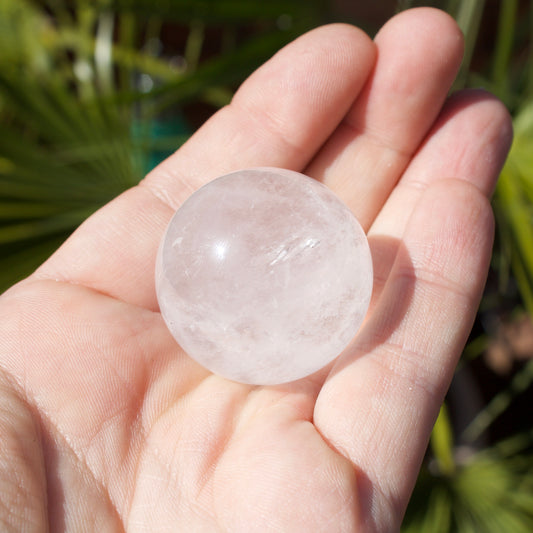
[{"left": 305, "top": 8, "right": 464, "bottom": 229}]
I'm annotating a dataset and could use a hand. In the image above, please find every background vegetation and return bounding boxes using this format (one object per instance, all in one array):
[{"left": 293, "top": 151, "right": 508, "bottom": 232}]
[{"left": 1, "top": 0, "right": 532, "bottom": 530}]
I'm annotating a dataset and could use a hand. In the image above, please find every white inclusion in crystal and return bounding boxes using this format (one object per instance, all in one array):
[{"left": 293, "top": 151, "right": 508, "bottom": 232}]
[
  {"left": 269, "top": 237, "right": 320, "bottom": 266},
  {"left": 155, "top": 167, "right": 373, "bottom": 385}
]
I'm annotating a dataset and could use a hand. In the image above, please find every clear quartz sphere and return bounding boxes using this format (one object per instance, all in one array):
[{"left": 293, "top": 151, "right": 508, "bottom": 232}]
[{"left": 155, "top": 167, "right": 373, "bottom": 385}]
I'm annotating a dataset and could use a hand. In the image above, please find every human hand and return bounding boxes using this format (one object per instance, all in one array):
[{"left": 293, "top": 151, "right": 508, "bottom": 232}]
[{"left": 0, "top": 8, "right": 512, "bottom": 532}]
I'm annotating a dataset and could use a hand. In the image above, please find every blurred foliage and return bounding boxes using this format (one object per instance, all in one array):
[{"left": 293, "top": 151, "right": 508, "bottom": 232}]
[
  {"left": 0, "top": 0, "right": 322, "bottom": 289},
  {"left": 2, "top": 1, "right": 533, "bottom": 531},
  {"left": 404, "top": 408, "right": 533, "bottom": 532}
]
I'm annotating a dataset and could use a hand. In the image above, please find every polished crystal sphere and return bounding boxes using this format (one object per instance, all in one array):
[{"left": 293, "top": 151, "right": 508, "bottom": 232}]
[{"left": 155, "top": 168, "right": 373, "bottom": 385}]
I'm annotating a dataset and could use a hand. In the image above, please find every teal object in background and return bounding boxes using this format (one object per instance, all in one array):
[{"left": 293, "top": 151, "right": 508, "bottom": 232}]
[{"left": 131, "top": 114, "right": 191, "bottom": 175}]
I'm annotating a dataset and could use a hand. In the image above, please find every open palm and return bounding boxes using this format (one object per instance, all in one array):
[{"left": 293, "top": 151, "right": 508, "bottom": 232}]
[{"left": 0, "top": 8, "right": 512, "bottom": 532}]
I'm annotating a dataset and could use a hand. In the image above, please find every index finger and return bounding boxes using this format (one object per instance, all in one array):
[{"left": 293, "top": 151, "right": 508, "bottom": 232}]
[{"left": 32, "top": 24, "right": 376, "bottom": 310}]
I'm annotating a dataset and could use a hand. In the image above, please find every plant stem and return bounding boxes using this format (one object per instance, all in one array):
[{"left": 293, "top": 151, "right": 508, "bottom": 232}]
[
  {"left": 95, "top": 10, "right": 114, "bottom": 94},
  {"left": 492, "top": 0, "right": 518, "bottom": 103},
  {"left": 185, "top": 19, "right": 205, "bottom": 72},
  {"left": 462, "top": 358, "right": 533, "bottom": 443},
  {"left": 431, "top": 404, "right": 456, "bottom": 476},
  {"left": 451, "top": 0, "right": 486, "bottom": 91}
]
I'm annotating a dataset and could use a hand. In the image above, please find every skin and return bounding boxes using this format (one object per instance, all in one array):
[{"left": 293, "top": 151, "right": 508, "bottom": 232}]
[{"left": 0, "top": 8, "right": 513, "bottom": 533}]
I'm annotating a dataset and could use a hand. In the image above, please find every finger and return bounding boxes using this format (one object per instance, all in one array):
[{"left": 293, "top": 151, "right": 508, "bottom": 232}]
[
  {"left": 314, "top": 179, "right": 495, "bottom": 530},
  {"left": 33, "top": 24, "right": 376, "bottom": 310},
  {"left": 306, "top": 7, "right": 464, "bottom": 228},
  {"left": 369, "top": 90, "right": 512, "bottom": 302}
]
